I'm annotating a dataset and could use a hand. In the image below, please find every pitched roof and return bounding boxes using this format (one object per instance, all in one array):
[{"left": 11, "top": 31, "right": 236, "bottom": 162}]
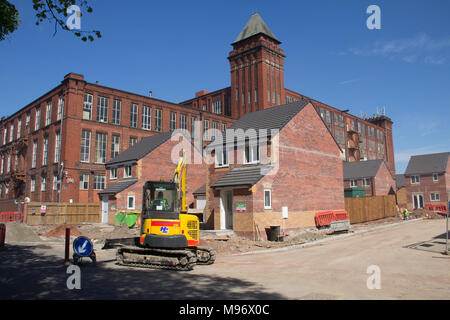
[
  {"left": 233, "top": 13, "right": 279, "bottom": 44},
  {"left": 207, "top": 100, "right": 310, "bottom": 148},
  {"left": 343, "top": 159, "right": 384, "bottom": 180},
  {"left": 211, "top": 164, "right": 272, "bottom": 188},
  {"left": 395, "top": 174, "right": 405, "bottom": 189},
  {"left": 405, "top": 152, "right": 450, "bottom": 175},
  {"left": 107, "top": 132, "right": 172, "bottom": 167},
  {"left": 193, "top": 184, "right": 206, "bottom": 195},
  {"left": 98, "top": 178, "right": 138, "bottom": 195}
]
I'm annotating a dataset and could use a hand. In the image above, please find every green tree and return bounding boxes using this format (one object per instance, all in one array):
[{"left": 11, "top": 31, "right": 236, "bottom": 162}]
[{"left": 0, "top": 0, "right": 101, "bottom": 42}]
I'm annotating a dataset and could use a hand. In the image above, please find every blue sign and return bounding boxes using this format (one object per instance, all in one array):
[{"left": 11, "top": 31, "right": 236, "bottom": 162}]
[
  {"left": 160, "top": 226, "right": 169, "bottom": 234},
  {"left": 73, "top": 236, "right": 93, "bottom": 257}
]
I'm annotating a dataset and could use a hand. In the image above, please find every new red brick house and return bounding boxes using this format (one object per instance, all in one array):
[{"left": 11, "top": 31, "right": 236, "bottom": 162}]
[
  {"left": 404, "top": 152, "right": 450, "bottom": 210},
  {"left": 343, "top": 159, "right": 396, "bottom": 196},
  {"left": 98, "top": 131, "right": 206, "bottom": 224},
  {"left": 204, "top": 100, "right": 345, "bottom": 239}
]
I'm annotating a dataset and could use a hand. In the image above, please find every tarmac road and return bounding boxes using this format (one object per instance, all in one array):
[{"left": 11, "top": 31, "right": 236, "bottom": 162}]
[{"left": 0, "top": 219, "right": 448, "bottom": 299}]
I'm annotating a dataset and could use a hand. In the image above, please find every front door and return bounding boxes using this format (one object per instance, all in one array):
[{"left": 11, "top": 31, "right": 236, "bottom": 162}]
[
  {"left": 220, "top": 190, "right": 233, "bottom": 230},
  {"left": 101, "top": 196, "right": 109, "bottom": 224},
  {"left": 413, "top": 194, "right": 424, "bottom": 209}
]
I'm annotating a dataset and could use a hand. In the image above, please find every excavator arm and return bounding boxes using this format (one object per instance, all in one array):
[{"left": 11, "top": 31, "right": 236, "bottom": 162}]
[{"left": 172, "top": 149, "right": 187, "bottom": 213}]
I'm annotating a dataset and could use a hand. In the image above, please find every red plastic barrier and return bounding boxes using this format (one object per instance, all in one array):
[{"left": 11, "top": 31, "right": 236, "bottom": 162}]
[
  {"left": 315, "top": 210, "right": 350, "bottom": 228},
  {"left": 424, "top": 204, "right": 447, "bottom": 214},
  {"left": 0, "top": 212, "right": 22, "bottom": 223},
  {"left": 315, "top": 211, "right": 335, "bottom": 228},
  {"left": 0, "top": 224, "right": 5, "bottom": 247}
]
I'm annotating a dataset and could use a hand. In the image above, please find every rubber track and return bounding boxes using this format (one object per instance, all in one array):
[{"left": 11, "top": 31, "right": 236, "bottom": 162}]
[
  {"left": 193, "top": 246, "right": 216, "bottom": 265},
  {"left": 117, "top": 246, "right": 197, "bottom": 271}
]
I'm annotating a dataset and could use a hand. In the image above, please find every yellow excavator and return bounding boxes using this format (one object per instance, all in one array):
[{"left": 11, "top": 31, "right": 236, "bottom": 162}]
[{"left": 113, "top": 151, "right": 215, "bottom": 271}]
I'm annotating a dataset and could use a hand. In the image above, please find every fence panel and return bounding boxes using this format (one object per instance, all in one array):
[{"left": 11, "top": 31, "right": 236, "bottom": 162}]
[
  {"left": 345, "top": 195, "right": 396, "bottom": 224},
  {"left": 25, "top": 202, "right": 100, "bottom": 225}
]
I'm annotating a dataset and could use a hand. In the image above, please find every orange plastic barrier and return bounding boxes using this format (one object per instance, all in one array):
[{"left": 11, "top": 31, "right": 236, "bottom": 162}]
[
  {"left": 424, "top": 204, "right": 447, "bottom": 214},
  {"left": 315, "top": 210, "right": 350, "bottom": 228},
  {"left": 0, "top": 212, "right": 22, "bottom": 223}
]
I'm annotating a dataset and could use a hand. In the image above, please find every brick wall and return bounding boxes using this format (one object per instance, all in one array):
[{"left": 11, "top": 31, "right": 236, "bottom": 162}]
[{"left": 373, "top": 161, "right": 396, "bottom": 195}]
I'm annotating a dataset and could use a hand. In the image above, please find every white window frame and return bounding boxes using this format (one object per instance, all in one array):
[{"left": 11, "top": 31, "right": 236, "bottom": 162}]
[
  {"left": 53, "top": 175, "right": 59, "bottom": 191},
  {"left": 45, "top": 101, "right": 52, "bottom": 126},
  {"left": 215, "top": 148, "right": 229, "bottom": 168},
  {"left": 83, "top": 94, "right": 93, "bottom": 120},
  {"left": 17, "top": 119, "right": 21, "bottom": 139},
  {"left": 155, "top": 109, "right": 162, "bottom": 132},
  {"left": 124, "top": 165, "right": 132, "bottom": 178},
  {"left": 95, "top": 132, "right": 107, "bottom": 164},
  {"left": 41, "top": 176, "right": 46, "bottom": 191},
  {"left": 130, "top": 103, "right": 138, "bottom": 128},
  {"left": 350, "top": 179, "right": 357, "bottom": 188},
  {"left": 57, "top": 96, "right": 64, "bottom": 121},
  {"left": 111, "top": 135, "right": 120, "bottom": 159},
  {"left": 32, "top": 140, "right": 38, "bottom": 168},
  {"left": 244, "top": 140, "right": 260, "bottom": 164},
  {"left": 93, "top": 175, "right": 105, "bottom": 190},
  {"left": 42, "top": 136, "right": 48, "bottom": 166},
  {"left": 110, "top": 167, "right": 118, "bottom": 180},
  {"left": 80, "top": 174, "right": 90, "bottom": 190},
  {"left": 170, "top": 112, "right": 177, "bottom": 131},
  {"left": 9, "top": 124, "right": 14, "bottom": 142},
  {"left": 80, "top": 130, "right": 91, "bottom": 163},
  {"left": 432, "top": 173, "right": 438, "bottom": 182},
  {"left": 127, "top": 195, "right": 136, "bottom": 210},
  {"left": 264, "top": 189, "right": 272, "bottom": 209},
  {"left": 411, "top": 175, "right": 420, "bottom": 184},
  {"left": 142, "top": 105, "right": 151, "bottom": 130},
  {"left": 54, "top": 132, "right": 61, "bottom": 164},
  {"left": 363, "top": 178, "right": 371, "bottom": 187},
  {"left": 30, "top": 178, "right": 36, "bottom": 193},
  {"left": 430, "top": 193, "right": 440, "bottom": 201},
  {"left": 112, "top": 99, "right": 121, "bottom": 125},
  {"left": 97, "top": 96, "right": 108, "bottom": 123}
]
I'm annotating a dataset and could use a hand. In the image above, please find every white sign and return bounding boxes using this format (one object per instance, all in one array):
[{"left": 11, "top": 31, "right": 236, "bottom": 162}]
[{"left": 282, "top": 206, "right": 288, "bottom": 219}]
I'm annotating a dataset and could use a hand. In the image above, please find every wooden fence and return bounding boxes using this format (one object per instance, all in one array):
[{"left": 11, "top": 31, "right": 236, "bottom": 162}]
[
  {"left": 345, "top": 195, "right": 396, "bottom": 224},
  {"left": 25, "top": 202, "right": 100, "bottom": 225}
]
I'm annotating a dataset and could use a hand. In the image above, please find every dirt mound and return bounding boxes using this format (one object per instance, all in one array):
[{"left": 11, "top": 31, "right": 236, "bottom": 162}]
[
  {"left": 43, "top": 225, "right": 84, "bottom": 238},
  {"left": 102, "top": 225, "right": 139, "bottom": 241},
  {"left": 4, "top": 222, "right": 42, "bottom": 243},
  {"left": 411, "top": 209, "right": 446, "bottom": 220}
]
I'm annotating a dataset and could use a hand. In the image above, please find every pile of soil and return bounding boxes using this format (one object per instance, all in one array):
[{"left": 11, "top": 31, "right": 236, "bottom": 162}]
[
  {"left": 43, "top": 225, "right": 84, "bottom": 238},
  {"left": 410, "top": 209, "right": 446, "bottom": 220},
  {"left": 4, "top": 222, "right": 42, "bottom": 243},
  {"left": 102, "top": 225, "right": 139, "bottom": 241}
]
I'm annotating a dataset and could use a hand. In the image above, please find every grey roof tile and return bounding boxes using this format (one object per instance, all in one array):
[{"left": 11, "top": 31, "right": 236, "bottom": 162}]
[
  {"left": 233, "top": 13, "right": 279, "bottom": 44},
  {"left": 405, "top": 152, "right": 449, "bottom": 175},
  {"left": 211, "top": 164, "right": 272, "bottom": 188},
  {"left": 107, "top": 132, "right": 172, "bottom": 167},
  {"left": 98, "top": 178, "right": 138, "bottom": 195},
  {"left": 343, "top": 159, "right": 384, "bottom": 180}
]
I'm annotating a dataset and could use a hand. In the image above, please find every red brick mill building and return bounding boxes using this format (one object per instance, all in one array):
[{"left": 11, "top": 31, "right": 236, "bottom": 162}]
[{"left": 0, "top": 13, "right": 395, "bottom": 214}]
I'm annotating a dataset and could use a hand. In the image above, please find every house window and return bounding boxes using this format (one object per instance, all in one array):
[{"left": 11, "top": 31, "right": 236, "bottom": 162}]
[
  {"left": 112, "top": 99, "right": 121, "bottom": 125},
  {"left": 411, "top": 175, "right": 420, "bottom": 184},
  {"left": 130, "top": 103, "right": 138, "bottom": 128},
  {"left": 57, "top": 96, "right": 64, "bottom": 120},
  {"left": 215, "top": 148, "right": 229, "bottom": 168},
  {"left": 53, "top": 175, "right": 59, "bottom": 191},
  {"left": 42, "top": 136, "right": 48, "bottom": 166},
  {"left": 41, "top": 176, "right": 46, "bottom": 191},
  {"left": 142, "top": 105, "right": 151, "bottom": 130},
  {"left": 45, "top": 102, "right": 52, "bottom": 126},
  {"left": 93, "top": 175, "right": 105, "bottom": 190},
  {"left": 363, "top": 178, "right": 371, "bottom": 187},
  {"left": 124, "top": 165, "right": 132, "bottom": 178},
  {"left": 95, "top": 132, "right": 107, "bottom": 164},
  {"left": 350, "top": 179, "right": 357, "bottom": 187},
  {"left": 80, "top": 130, "right": 91, "bottom": 162},
  {"left": 17, "top": 119, "right": 21, "bottom": 139},
  {"left": 96, "top": 96, "right": 108, "bottom": 123},
  {"left": 80, "top": 174, "right": 89, "bottom": 190},
  {"left": 155, "top": 109, "right": 162, "bottom": 132},
  {"left": 203, "top": 120, "right": 209, "bottom": 141},
  {"left": 129, "top": 137, "right": 137, "bottom": 147},
  {"left": 127, "top": 195, "right": 136, "bottom": 210},
  {"left": 54, "top": 132, "right": 61, "bottom": 163},
  {"left": 30, "top": 177, "right": 36, "bottom": 193},
  {"left": 264, "top": 189, "right": 272, "bottom": 209},
  {"left": 432, "top": 173, "right": 438, "bottom": 182},
  {"left": 170, "top": 112, "right": 177, "bottom": 131},
  {"left": 110, "top": 167, "right": 117, "bottom": 180},
  {"left": 244, "top": 139, "right": 260, "bottom": 164},
  {"left": 35, "top": 107, "right": 41, "bottom": 131},
  {"left": 430, "top": 193, "right": 440, "bottom": 201},
  {"left": 180, "top": 114, "right": 187, "bottom": 132},
  {"left": 32, "top": 140, "right": 38, "bottom": 168},
  {"left": 83, "top": 94, "right": 93, "bottom": 120},
  {"left": 111, "top": 135, "right": 120, "bottom": 159}
]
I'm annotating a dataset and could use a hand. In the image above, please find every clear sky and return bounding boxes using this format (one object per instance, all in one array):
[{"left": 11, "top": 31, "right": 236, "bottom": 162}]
[{"left": 1, "top": 0, "right": 449, "bottom": 174}]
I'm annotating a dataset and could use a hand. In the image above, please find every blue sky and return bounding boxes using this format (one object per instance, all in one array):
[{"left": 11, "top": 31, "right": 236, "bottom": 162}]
[{"left": 1, "top": 0, "right": 449, "bottom": 174}]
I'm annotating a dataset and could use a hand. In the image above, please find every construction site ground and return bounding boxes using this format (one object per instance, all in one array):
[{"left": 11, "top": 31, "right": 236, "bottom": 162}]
[{"left": 0, "top": 210, "right": 448, "bottom": 299}]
